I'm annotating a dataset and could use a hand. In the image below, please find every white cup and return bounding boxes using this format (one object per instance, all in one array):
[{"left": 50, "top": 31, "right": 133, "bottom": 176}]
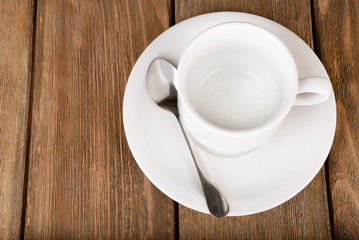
[{"left": 174, "top": 22, "right": 331, "bottom": 156}]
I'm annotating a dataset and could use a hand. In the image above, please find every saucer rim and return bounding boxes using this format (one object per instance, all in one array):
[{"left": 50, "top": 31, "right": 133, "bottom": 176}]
[{"left": 123, "top": 12, "right": 336, "bottom": 216}]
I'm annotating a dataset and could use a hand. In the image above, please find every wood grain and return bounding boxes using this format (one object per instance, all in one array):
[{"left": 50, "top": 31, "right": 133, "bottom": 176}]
[
  {"left": 176, "top": 0, "right": 332, "bottom": 239},
  {"left": 0, "top": 1, "right": 34, "bottom": 239},
  {"left": 313, "top": 0, "right": 359, "bottom": 238},
  {"left": 24, "top": 0, "right": 175, "bottom": 238}
]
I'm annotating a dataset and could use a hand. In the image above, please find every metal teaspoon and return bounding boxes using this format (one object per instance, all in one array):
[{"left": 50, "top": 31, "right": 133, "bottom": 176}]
[{"left": 146, "top": 59, "right": 229, "bottom": 218}]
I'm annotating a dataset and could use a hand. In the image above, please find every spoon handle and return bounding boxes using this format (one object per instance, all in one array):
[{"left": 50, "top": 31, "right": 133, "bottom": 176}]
[{"left": 178, "top": 118, "right": 229, "bottom": 218}]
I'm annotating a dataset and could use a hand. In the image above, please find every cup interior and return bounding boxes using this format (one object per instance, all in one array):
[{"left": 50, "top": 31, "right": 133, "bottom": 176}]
[{"left": 177, "top": 22, "right": 298, "bottom": 132}]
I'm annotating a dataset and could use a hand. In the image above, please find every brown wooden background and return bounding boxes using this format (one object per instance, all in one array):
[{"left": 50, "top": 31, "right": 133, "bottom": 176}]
[{"left": 0, "top": 0, "right": 358, "bottom": 239}]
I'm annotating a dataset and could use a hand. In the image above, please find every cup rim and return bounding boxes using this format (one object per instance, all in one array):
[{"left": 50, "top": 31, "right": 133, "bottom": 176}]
[{"left": 176, "top": 21, "right": 298, "bottom": 136}]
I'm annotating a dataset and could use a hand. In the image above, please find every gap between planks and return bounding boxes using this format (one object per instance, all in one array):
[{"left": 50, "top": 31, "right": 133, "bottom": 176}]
[
  {"left": 309, "top": 0, "right": 335, "bottom": 238},
  {"left": 20, "top": 0, "right": 38, "bottom": 239}
]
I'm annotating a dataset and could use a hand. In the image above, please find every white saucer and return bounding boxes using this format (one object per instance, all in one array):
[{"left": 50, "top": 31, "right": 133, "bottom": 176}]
[{"left": 123, "top": 12, "right": 336, "bottom": 216}]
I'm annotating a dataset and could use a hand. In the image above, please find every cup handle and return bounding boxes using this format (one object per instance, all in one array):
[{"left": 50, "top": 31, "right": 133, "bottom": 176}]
[{"left": 294, "top": 76, "right": 332, "bottom": 106}]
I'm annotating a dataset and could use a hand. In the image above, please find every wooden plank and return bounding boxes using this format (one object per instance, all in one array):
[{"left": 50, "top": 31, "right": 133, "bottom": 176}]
[
  {"left": 24, "top": 0, "right": 175, "bottom": 238},
  {"left": 313, "top": 0, "right": 359, "bottom": 238},
  {"left": 175, "top": 0, "right": 332, "bottom": 239},
  {"left": 0, "top": 1, "right": 34, "bottom": 239}
]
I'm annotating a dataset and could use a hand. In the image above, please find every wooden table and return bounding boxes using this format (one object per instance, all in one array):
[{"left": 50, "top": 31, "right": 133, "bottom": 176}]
[{"left": 0, "top": 0, "right": 358, "bottom": 239}]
